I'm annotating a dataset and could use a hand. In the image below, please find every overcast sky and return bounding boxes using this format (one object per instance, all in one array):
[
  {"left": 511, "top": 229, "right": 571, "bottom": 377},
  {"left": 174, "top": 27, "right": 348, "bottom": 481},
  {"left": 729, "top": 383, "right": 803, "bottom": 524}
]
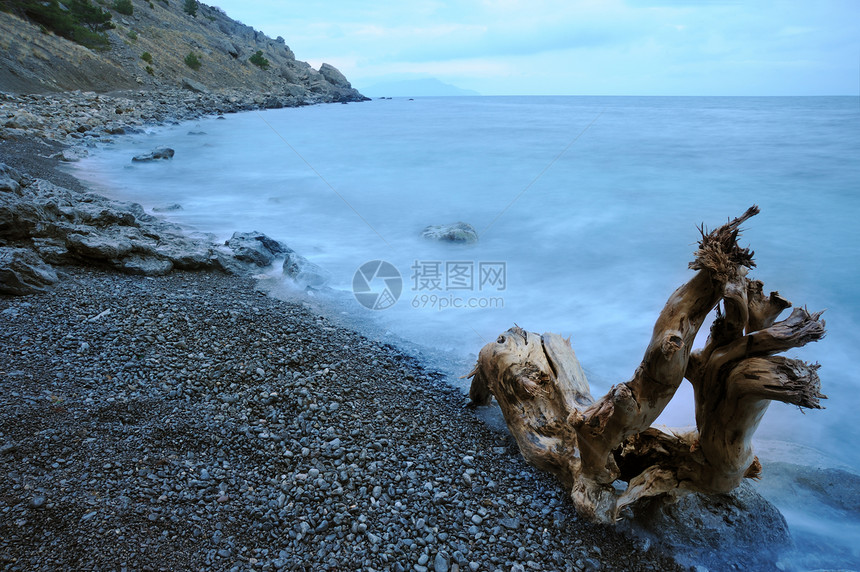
[{"left": 209, "top": 0, "right": 859, "bottom": 96}]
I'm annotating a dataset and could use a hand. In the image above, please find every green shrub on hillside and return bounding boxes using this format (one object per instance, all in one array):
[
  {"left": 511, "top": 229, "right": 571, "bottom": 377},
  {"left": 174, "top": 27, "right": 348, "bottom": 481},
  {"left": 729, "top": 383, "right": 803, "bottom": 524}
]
[
  {"left": 249, "top": 50, "right": 269, "bottom": 70},
  {"left": 127, "top": 29, "right": 137, "bottom": 40},
  {"left": 182, "top": 0, "right": 196, "bottom": 17},
  {"left": 184, "top": 51, "right": 201, "bottom": 70},
  {"left": 113, "top": 0, "right": 133, "bottom": 15},
  {"left": 6, "top": 0, "right": 116, "bottom": 49},
  {"left": 72, "top": 26, "right": 112, "bottom": 49},
  {"left": 140, "top": 51, "right": 152, "bottom": 63},
  {"left": 145, "top": 65, "right": 154, "bottom": 75},
  {"left": 69, "top": 0, "right": 114, "bottom": 31}
]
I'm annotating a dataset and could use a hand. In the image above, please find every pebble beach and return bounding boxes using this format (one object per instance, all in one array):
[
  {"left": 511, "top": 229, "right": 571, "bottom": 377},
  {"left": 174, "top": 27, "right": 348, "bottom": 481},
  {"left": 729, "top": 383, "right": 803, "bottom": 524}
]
[{"left": 0, "top": 267, "right": 682, "bottom": 571}]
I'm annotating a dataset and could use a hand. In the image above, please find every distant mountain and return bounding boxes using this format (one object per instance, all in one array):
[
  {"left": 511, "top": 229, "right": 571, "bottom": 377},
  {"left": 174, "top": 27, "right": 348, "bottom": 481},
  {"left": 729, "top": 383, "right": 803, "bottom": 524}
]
[
  {"left": 0, "top": 1, "right": 365, "bottom": 102},
  {"left": 359, "top": 78, "right": 480, "bottom": 98}
]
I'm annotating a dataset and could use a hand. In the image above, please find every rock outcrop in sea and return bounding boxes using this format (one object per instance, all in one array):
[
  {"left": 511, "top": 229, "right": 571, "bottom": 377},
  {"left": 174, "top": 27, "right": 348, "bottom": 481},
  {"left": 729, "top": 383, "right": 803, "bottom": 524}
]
[
  {"left": 132, "top": 146, "right": 175, "bottom": 162},
  {"left": 422, "top": 222, "right": 479, "bottom": 244}
]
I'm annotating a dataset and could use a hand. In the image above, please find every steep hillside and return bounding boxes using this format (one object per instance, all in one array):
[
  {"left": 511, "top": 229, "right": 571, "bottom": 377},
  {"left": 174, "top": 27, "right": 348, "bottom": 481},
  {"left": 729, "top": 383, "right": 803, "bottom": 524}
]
[{"left": 0, "top": 1, "right": 365, "bottom": 102}]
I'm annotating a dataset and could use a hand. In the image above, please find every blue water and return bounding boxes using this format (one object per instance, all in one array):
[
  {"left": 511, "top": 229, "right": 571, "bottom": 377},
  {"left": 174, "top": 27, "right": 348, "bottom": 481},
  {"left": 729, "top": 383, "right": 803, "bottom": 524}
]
[{"left": 71, "top": 96, "right": 860, "bottom": 568}]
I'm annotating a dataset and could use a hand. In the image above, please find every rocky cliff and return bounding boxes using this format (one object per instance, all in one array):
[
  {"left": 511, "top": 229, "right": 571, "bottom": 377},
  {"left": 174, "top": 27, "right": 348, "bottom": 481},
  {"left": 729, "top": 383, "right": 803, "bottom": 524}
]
[{"left": 0, "top": 1, "right": 366, "bottom": 103}]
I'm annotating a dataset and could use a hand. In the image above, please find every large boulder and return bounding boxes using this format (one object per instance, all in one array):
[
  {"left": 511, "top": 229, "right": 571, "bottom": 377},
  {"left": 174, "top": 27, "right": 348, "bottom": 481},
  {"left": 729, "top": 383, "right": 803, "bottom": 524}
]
[
  {"left": 319, "top": 63, "right": 351, "bottom": 89},
  {"left": 622, "top": 481, "right": 793, "bottom": 570},
  {"left": 32, "top": 237, "right": 74, "bottom": 266},
  {"left": 59, "top": 147, "right": 89, "bottom": 163},
  {"left": 225, "top": 231, "right": 289, "bottom": 267},
  {"left": 66, "top": 232, "right": 134, "bottom": 260},
  {"left": 422, "top": 222, "right": 479, "bottom": 244},
  {"left": 181, "top": 77, "right": 209, "bottom": 94},
  {"left": 282, "top": 251, "right": 329, "bottom": 289},
  {"left": 154, "top": 239, "right": 214, "bottom": 270},
  {"left": 0, "top": 163, "right": 24, "bottom": 194},
  {"left": 3, "top": 110, "right": 43, "bottom": 130},
  {"left": 69, "top": 202, "right": 137, "bottom": 227},
  {"left": 0, "top": 194, "right": 51, "bottom": 240},
  {"left": 217, "top": 39, "right": 240, "bottom": 59},
  {"left": 0, "top": 247, "right": 58, "bottom": 295},
  {"left": 282, "top": 83, "right": 309, "bottom": 98},
  {"left": 132, "top": 147, "right": 175, "bottom": 162},
  {"left": 279, "top": 66, "right": 298, "bottom": 83}
]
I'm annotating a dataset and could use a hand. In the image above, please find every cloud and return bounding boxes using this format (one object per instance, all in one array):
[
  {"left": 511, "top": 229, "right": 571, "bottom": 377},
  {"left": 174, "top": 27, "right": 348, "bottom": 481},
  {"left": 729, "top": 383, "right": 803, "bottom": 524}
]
[{"left": 212, "top": 0, "right": 860, "bottom": 95}]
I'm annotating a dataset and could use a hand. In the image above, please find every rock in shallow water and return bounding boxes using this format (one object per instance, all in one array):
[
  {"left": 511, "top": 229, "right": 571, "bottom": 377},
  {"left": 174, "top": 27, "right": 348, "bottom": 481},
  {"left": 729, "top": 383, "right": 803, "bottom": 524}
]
[
  {"left": 132, "top": 147, "right": 175, "bottom": 162},
  {"left": 225, "top": 231, "right": 289, "bottom": 267},
  {"left": 422, "top": 222, "right": 478, "bottom": 244},
  {"left": 283, "top": 251, "right": 330, "bottom": 289},
  {"left": 152, "top": 203, "right": 183, "bottom": 213},
  {"left": 622, "top": 481, "right": 793, "bottom": 570},
  {"left": 59, "top": 148, "right": 89, "bottom": 163}
]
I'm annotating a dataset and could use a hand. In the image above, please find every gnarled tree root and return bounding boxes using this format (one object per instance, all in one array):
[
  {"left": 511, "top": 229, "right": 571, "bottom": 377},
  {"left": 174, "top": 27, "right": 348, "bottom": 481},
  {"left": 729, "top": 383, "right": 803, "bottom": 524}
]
[{"left": 468, "top": 207, "right": 826, "bottom": 524}]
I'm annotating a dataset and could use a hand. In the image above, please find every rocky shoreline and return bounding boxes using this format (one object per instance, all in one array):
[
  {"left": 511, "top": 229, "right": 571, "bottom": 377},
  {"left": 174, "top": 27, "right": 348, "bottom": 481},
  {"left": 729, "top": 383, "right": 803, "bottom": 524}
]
[
  {"left": 0, "top": 86, "right": 362, "bottom": 296},
  {"left": 1, "top": 86, "right": 360, "bottom": 148}
]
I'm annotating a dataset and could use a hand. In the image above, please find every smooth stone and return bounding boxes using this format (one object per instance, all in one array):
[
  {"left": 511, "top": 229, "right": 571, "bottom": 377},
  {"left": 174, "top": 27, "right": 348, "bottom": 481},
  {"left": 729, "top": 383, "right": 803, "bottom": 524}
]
[
  {"left": 421, "top": 222, "right": 478, "bottom": 244},
  {"left": 121, "top": 255, "right": 174, "bottom": 276},
  {"left": 29, "top": 496, "right": 46, "bottom": 509},
  {"left": 433, "top": 551, "right": 451, "bottom": 572}
]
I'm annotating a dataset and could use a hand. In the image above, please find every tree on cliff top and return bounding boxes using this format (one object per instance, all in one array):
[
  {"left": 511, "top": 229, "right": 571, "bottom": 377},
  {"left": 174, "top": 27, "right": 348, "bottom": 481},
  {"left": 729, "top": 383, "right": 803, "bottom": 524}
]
[{"left": 183, "top": 0, "right": 197, "bottom": 17}]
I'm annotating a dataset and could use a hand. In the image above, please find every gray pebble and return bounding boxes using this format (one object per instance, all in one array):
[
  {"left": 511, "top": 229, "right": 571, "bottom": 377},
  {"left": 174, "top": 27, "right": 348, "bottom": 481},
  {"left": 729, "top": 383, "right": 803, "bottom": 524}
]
[
  {"left": 29, "top": 496, "right": 46, "bottom": 509},
  {"left": 434, "top": 551, "right": 450, "bottom": 572}
]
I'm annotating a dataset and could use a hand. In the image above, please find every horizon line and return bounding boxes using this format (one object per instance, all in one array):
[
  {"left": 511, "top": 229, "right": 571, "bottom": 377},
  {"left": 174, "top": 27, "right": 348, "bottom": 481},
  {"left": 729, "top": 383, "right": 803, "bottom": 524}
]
[{"left": 356, "top": 93, "right": 859, "bottom": 98}]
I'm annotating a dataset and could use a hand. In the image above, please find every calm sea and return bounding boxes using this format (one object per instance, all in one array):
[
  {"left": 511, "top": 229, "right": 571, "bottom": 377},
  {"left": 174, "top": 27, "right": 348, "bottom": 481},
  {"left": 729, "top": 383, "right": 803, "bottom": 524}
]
[{"left": 72, "top": 96, "right": 860, "bottom": 567}]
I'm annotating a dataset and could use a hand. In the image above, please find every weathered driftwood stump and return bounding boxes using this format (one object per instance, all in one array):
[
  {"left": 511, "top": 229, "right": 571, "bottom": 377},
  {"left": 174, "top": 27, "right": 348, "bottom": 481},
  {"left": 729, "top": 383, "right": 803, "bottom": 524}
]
[{"left": 468, "top": 207, "right": 826, "bottom": 524}]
